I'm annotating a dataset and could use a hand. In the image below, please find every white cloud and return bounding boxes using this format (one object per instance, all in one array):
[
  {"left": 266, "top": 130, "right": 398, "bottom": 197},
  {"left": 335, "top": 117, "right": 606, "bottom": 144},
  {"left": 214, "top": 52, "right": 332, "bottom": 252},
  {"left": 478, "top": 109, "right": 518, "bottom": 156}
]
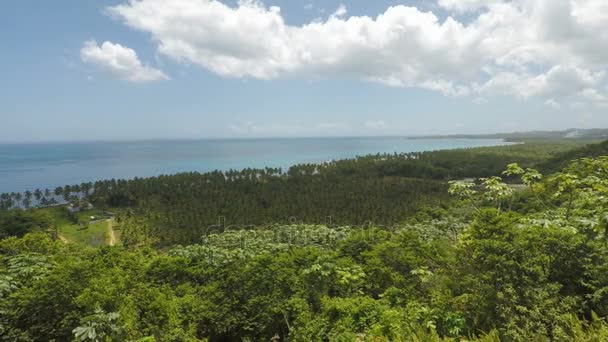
[
  {"left": 316, "top": 122, "right": 349, "bottom": 131},
  {"left": 228, "top": 121, "right": 351, "bottom": 136},
  {"left": 477, "top": 65, "right": 604, "bottom": 99},
  {"left": 106, "top": 0, "right": 608, "bottom": 105},
  {"left": 437, "top": 0, "right": 503, "bottom": 13},
  {"left": 544, "top": 98, "right": 561, "bottom": 110},
  {"left": 331, "top": 4, "right": 347, "bottom": 18},
  {"left": 579, "top": 88, "right": 608, "bottom": 107},
  {"left": 364, "top": 120, "right": 387, "bottom": 130},
  {"left": 80, "top": 40, "right": 168, "bottom": 82}
]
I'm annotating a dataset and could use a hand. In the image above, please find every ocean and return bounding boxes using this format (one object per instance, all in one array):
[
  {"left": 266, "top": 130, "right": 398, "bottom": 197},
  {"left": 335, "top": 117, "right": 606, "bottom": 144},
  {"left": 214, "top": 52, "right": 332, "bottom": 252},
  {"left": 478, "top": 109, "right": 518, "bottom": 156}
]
[{"left": 0, "top": 137, "right": 511, "bottom": 194}]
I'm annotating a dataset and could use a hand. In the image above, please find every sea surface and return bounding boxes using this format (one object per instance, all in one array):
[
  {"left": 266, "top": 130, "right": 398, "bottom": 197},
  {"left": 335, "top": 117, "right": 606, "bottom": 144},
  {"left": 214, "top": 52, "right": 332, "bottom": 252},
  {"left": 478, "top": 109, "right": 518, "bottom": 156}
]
[{"left": 0, "top": 137, "right": 511, "bottom": 194}]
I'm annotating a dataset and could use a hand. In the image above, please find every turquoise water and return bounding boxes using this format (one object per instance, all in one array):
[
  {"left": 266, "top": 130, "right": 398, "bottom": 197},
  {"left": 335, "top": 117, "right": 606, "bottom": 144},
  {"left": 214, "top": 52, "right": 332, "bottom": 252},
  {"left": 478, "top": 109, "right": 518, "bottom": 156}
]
[{"left": 0, "top": 137, "right": 510, "bottom": 193}]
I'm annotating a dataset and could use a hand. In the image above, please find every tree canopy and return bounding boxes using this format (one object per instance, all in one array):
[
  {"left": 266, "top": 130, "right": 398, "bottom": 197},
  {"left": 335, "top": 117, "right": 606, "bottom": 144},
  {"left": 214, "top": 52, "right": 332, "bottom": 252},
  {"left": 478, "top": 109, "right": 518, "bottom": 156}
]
[{"left": 2, "top": 141, "right": 608, "bottom": 341}]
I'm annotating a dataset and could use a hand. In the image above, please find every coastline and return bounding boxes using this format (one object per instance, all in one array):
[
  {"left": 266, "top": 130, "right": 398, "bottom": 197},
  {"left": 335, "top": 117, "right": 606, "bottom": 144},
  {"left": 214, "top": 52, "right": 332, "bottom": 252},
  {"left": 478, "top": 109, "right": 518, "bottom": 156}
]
[{"left": 0, "top": 137, "right": 512, "bottom": 194}]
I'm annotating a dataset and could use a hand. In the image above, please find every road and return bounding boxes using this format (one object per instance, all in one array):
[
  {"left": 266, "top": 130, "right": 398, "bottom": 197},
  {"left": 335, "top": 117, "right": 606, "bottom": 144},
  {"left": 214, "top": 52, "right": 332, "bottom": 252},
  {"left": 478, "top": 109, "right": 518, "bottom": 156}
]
[{"left": 107, "top": 219, "right": 117, "bottom": 246}]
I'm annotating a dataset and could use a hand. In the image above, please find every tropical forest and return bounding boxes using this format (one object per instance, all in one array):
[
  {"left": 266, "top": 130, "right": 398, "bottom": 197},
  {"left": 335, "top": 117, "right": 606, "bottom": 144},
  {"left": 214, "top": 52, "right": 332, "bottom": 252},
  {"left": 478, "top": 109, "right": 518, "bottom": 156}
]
[{"left": 2, "top": 137, "right": 608, "bottom": 341}]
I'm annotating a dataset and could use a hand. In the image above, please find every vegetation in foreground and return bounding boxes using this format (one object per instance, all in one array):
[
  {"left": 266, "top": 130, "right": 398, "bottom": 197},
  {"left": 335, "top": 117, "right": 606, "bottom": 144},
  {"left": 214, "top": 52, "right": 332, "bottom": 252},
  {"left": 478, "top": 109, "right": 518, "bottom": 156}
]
[{"left": 1, "top": 139, "right": 608, "bottom": 341}]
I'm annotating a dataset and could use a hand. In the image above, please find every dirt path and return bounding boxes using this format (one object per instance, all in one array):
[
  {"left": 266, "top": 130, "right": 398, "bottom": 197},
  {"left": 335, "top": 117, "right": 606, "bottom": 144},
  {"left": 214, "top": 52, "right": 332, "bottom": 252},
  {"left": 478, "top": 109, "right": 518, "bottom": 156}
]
[
  {"left": 58, "top": 234, "right": 70, "bottom": 244},
  {"left": 107, "top": 219, "right": 117, "bottom": 246}
]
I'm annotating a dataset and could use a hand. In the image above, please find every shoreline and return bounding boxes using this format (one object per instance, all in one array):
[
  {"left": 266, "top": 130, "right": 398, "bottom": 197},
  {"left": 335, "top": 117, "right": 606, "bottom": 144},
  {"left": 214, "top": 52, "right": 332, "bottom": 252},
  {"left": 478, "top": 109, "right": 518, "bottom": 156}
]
[{"left": 0, "top": 137, "right": 512, "bottom": 195}]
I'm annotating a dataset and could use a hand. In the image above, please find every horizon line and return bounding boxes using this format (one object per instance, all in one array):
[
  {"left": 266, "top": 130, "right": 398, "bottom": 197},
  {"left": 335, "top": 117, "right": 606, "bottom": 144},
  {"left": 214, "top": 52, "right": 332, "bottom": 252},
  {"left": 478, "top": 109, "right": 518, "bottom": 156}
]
[{"left": 0, "top": 127, "right": 603, "bottom": 145}]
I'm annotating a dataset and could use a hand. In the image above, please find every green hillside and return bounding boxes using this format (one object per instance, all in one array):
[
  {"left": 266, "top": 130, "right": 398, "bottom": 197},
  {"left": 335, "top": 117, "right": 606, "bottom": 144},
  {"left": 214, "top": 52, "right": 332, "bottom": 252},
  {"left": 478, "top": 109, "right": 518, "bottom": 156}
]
[{"left": 537, "top": 139, "right": 608, "bottom": 173}]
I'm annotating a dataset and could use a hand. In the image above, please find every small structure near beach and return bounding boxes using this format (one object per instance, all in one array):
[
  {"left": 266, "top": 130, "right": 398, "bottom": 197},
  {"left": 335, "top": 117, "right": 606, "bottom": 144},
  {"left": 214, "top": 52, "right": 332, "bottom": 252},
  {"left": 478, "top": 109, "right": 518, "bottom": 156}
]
[{"left": 67, "top": 202, "right": 93, "bottom": 213}]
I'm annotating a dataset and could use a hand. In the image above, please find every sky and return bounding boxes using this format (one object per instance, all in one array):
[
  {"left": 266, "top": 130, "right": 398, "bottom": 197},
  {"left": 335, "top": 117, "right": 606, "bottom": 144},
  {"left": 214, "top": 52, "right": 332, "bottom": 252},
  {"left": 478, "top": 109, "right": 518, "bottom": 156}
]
[{"left": 1, "top": 0, "right": 607, "bottom": 142}]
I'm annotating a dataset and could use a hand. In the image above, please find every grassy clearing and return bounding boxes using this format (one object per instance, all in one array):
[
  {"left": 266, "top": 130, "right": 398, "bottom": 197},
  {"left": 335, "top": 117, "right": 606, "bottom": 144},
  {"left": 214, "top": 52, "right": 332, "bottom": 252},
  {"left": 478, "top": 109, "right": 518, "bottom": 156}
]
[
  {"left": 60, "top": 220, "right": 110, "bottom": 246},
  {"left": 34, "top": 206, "right": 116, "bottom": 246}
]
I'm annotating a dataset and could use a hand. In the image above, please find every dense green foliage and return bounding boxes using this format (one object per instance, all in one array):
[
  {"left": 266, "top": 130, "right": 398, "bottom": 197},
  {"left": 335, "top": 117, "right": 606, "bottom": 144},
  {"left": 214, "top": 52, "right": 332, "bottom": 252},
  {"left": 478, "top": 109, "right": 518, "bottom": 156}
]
[
  {"left": 538, "top": 139, "right": 608, "bottom": 174},
  {"left": 2, "top": 140, "right": 608, "bottom": 341},
  {"left": 87, "top": 140, "right": 591, "bottom": 245},
  {"left": 92, "top": 170, "right": 447, "bottom": 245},
  {"left": 0, "top": 210, "right": 54, "bottom": 240}
]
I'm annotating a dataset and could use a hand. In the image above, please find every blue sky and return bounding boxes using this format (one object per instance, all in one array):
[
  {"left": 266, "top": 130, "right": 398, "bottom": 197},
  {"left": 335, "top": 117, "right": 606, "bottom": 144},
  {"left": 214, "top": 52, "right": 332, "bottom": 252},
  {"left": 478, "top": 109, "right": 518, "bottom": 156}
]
[{"left": 1, "top": 0, "right": 607, "bottom": 142}]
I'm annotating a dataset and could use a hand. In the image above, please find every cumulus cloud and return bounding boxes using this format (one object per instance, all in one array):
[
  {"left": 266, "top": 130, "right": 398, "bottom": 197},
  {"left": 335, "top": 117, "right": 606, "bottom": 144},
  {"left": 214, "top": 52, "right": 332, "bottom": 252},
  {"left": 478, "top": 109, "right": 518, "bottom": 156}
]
[
  {"left": 476, "top": 65, "right": 604, "bottom": 99},
  {"left": 437, "top": 0, "right": 504, "bottom": 13},
  {"left": 106, "top": 0, "right": 608, "bottom": 105},
  {"left": 331, "top": 4, "right": 347, "bottom": 18},
  {"left": 80, "top": 40, "right": 168, "bottom": 82}
]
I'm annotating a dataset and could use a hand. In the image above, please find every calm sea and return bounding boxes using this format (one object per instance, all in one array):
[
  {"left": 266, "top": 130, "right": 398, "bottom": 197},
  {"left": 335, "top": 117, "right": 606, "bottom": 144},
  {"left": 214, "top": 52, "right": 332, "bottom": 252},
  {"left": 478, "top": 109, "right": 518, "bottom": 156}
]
[{"left": 0, "top": 137, "right": 510, "bottom": 194}]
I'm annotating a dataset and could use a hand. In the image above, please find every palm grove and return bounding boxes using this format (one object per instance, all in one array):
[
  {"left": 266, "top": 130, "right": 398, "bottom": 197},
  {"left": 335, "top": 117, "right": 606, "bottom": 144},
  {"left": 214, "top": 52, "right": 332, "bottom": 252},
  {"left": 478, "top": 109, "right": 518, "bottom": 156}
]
[{"left": 2, "top": 140, "right": 608, "bottom": 341}]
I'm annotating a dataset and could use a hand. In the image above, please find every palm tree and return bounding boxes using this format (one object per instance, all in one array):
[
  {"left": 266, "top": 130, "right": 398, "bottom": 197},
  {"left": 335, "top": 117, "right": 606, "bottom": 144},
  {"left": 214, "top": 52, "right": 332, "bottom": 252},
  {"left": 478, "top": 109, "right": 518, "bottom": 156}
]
[
  {"left": 81, "top": 182, "right": 93, "bottom": 199},
  {"left": 23, "top": 191, "right": 33, "bottom": 209},
  {"left": 63, "top": 185, "right": 71, "bottom": 202},
  {"left": 0, "top": 193, "right": 12, "bottom": 210},
  {"left": 13, "top": 192, "right": 22, "bottom": 208},
  {"left": 23, "top": 197, "right": 32, "bottom": 209},
  {"left": 54, "top": 186, "right": 63, "bottom": 197},
  {"left": 34, "top": 189, "right": 42, "bottom": 201}
]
